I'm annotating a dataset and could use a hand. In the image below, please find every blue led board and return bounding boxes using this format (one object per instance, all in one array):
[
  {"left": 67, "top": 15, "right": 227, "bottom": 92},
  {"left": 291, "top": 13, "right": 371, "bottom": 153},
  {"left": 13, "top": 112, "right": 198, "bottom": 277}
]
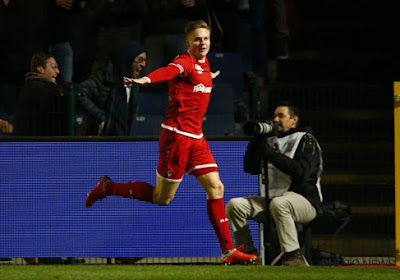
[{"left": 0, "top": 140, "right": 259, "bottom": 258}]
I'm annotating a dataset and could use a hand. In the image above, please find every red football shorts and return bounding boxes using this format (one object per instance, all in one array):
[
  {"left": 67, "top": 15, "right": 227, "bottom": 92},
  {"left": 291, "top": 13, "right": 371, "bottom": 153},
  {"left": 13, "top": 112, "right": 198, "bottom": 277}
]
[{"left": 156, "top": 129, "right": 218, "bottom": 182}]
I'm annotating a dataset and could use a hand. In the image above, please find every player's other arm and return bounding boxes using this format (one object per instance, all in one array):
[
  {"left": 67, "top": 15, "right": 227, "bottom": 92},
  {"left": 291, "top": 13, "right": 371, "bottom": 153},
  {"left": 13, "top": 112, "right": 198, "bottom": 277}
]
[
  {"left": 211, "top": 70, "right": 220, "bottom": 79},
  {"left": 123, "top": 64, "right": 182, "bottom": 85}
]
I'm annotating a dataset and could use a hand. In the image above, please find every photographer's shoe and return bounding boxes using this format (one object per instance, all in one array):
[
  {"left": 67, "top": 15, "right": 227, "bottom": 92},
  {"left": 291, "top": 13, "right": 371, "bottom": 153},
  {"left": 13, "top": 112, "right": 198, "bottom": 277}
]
[
  {"left": 222, "top": 248, "right": 258, "bottom": 265},
  {"left": 85, "top": 176, "right": 112, "bottom": 208},
  {"left": 281, "top": 249, "right": 307, "bottom": 266}
]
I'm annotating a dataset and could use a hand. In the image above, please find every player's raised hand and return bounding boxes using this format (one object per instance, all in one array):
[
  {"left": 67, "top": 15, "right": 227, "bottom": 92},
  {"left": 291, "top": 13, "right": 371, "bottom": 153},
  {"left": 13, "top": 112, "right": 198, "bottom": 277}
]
[
  {"left": 211, "top": 70, "right": 220, "bottom": 79},
  {"left": 123, "top": 77, "right": 149, "bottom": 85}
]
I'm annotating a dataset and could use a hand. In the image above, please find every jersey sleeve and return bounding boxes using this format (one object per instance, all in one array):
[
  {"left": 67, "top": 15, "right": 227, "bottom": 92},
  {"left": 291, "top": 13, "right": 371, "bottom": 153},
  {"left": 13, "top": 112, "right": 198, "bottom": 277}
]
[{"left": 145, "top": 55, "right": 190, "bottom": 84}]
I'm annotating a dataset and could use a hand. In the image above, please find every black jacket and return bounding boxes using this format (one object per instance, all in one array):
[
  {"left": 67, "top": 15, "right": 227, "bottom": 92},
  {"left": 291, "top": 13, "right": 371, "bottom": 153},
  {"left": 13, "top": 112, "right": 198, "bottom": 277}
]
[
  {"left": 244, "top": 127, "right": 323, "bottom": 212},
  {"left": 77, "top": 40, "right": 144, "bottom": 136},
  {"left": 14, "top": 73, "right": 69, "bottom": 136}
]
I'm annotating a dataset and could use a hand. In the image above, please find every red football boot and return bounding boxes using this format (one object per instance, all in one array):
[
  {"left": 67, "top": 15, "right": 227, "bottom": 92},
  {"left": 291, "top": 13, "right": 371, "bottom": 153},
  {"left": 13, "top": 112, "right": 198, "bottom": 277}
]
[
  {"left": 221, "top": 248, "right": 258, "bottom": 265},
  {"left": 85, "top": 176, "right": 112, "bottom": 208}
]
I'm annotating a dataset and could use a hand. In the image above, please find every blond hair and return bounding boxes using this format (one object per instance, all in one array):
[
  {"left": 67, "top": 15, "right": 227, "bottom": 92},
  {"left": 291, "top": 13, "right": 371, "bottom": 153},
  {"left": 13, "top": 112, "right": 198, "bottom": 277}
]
[{"left": 184, "top": 20, "right": 210, "bottom": 37}]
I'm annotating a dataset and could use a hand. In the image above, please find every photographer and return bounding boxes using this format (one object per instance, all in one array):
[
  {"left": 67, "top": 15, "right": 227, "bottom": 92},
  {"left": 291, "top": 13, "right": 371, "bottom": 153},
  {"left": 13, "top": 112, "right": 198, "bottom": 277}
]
[{"left": 226, "top": 102, "right": 323, "bottom": 266}]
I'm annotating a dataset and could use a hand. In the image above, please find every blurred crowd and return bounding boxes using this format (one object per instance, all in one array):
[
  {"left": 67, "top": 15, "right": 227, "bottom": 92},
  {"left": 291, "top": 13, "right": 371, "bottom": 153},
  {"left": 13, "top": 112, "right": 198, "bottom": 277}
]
[{"left": 0, "top": 0, "right": 300, "bottom": 137}]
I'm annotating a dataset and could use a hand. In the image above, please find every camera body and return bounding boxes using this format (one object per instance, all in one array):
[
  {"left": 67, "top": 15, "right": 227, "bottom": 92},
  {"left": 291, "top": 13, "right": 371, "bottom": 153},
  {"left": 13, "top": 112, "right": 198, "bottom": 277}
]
[{"left": 243, "top": 120, "right": 276, "bottom": 175}]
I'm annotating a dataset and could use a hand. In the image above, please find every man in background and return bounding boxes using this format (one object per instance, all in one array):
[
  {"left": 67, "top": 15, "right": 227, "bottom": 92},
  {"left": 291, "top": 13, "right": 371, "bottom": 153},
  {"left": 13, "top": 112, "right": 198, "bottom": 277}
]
[
  {"left": 77, "top": 40, "right": 146, "bottom": 136},
  {"left": 14, "top": 52, "right": 70, "bottom": 136}
]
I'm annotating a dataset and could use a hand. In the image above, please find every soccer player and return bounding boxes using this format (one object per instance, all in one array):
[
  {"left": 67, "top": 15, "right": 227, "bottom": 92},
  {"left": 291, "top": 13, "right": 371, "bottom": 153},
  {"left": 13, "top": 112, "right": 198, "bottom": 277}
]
[{"left": 85, "top": 20, "right": 258, "bottom": 265}]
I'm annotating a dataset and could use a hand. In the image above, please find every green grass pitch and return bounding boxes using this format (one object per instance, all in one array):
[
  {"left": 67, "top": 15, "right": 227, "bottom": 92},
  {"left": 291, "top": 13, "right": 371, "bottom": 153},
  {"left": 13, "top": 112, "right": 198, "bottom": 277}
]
[{"left": 0, "top": 265, "right": 399, "bottom": 280}]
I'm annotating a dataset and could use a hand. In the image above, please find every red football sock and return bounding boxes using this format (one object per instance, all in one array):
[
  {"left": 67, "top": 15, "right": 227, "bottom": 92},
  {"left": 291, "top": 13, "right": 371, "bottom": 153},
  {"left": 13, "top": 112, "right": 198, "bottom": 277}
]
[
  {"left": 207, "top": 198, "right": 235, "bottom": 253},
  {"left": 106, "top": 182, "right": 154, "bottom": 203}
]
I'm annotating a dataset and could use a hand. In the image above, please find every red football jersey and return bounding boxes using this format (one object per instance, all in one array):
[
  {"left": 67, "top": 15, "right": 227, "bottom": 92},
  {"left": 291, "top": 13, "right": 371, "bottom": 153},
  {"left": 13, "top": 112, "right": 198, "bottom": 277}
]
[{"left": 145, "top": 51, "right": 212, "bottom": 137}]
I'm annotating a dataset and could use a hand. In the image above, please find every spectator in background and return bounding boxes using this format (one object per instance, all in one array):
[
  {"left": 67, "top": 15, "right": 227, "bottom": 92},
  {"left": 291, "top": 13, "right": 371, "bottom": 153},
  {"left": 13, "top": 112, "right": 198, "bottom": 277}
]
[
  {"left": 47, "top": 0, "right": 75, "bottom": 85},
  {"left": 13, "top": 52, "right": 70, "bottom": 136},
  {"left": 76, "top": 40, "right": 146, "bottom": 136},
  {"left": 266, "top": 0, "right": 290, "bottom": 60},
  {"left": 250, "top": 0, "right": 289, "bottom": 81},
  {"left": 226, "top": 102, "right": 323, "bottom": 266},
  {"left": 141, "top": 0, "right": 206, "bottom": 75},
  {"left": 0, "top": 114, "right": 13, "bottom": 135},
  {"left": 89, "top": 0, "right": 147, "bottom": 74},
  {"left": 69, "top": 0, "right": 99, "bottom": 82},
  {"left": 0, "top": 0, "right": 48, "bottom": 118},
  {"left": 204, "top": 0, "right": 242, "bottom": 52},
  {"left": 48, "top": 0, "right": 90, "bottom": 84}
]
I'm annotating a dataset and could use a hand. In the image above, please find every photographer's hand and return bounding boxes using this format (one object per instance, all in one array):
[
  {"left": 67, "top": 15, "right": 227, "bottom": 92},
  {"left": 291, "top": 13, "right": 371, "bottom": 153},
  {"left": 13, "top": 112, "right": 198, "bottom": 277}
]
[
  {"left": 253, "top": 136, "right": 275, "bottom": 158},
  {"left": 243, "top": 136, "right": 275, "bottom": 175},
  {"left": 244, "top": 140, "right": 262, "bottom": 175}
]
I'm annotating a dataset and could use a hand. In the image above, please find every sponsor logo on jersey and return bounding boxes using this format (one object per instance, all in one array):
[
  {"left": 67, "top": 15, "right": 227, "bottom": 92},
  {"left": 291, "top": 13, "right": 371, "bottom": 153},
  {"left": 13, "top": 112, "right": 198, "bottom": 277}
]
[
  {"left": 193, "top": 83, "right": 212, "bottom": 93},
  {"left": 195, "top": 64, "right": 204, "bottom": 74}
]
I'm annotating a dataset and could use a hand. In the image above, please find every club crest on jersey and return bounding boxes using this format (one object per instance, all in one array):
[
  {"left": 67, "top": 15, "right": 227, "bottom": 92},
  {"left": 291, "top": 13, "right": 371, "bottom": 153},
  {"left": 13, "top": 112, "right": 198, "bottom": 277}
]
[
  {"left": 193, "top": 83, "right": 212, "bottom": 93},
  {"left": 167, "top": 170, "right": 173, "bottom": 177},
  {"left": 195, "top": 64, "right": 204, "bottom": 74}
]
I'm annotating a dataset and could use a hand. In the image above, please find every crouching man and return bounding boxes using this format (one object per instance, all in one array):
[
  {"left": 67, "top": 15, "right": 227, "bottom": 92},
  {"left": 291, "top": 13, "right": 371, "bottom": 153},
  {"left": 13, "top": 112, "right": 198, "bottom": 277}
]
[{"left": 227, "top": 102, "right": 323, "bottom": 266}]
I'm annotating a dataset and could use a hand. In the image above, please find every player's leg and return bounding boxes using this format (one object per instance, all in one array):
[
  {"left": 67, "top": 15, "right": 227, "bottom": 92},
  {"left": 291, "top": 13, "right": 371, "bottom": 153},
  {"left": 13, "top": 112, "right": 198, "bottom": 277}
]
[
  {"left": 85, "top": 129, "right": 186, "bottom": 207},
  {"left": 85, "top": 175, "right": 180, "bottom": 207},
  {"left": 189, "top": 138, "right": 234, "bottom": 252},
  {"left": 151, "top": 130, "right": 187, "bottom": 205},
  {"left": 152, "top": 176, "right": 180, "bottom": 206},
  {"left": 197, "top": 171, "right": 232, "bottom": 251},
  {"left": 85, "top": 176, "right": 156, "bottom": 207},
  {"left": 197, "top": 171, "right": 258, "bottom": 264}
]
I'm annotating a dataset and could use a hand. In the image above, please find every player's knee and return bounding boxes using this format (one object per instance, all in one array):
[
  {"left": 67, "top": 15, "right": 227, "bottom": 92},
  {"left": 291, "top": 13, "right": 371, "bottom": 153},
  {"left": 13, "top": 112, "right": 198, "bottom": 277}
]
[
  {"left": 154, "top": 199, "right": 171, "bottom": 206},
  {"left": 153, "top": 195, "right": 174, "bottom": 206},
  {"left": 157, "top": 200, "right": 171, "bottom": 206},
  {"left": 209, "top": 181, "right": 224, "bottom": 197}
]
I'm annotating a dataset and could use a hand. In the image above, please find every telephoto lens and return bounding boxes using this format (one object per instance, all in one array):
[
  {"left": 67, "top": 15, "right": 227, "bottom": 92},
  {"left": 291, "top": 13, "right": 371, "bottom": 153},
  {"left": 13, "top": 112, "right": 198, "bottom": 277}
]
[{"left": 243, "top": 120, "right": 275, "bottom": 136}]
